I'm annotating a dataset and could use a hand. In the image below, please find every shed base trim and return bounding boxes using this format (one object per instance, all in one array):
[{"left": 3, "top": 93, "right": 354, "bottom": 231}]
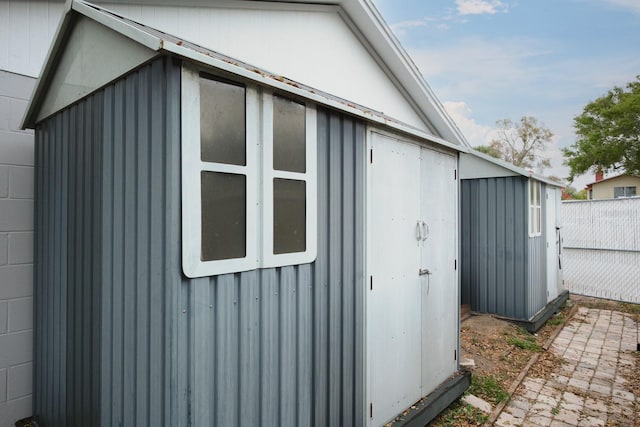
[
  {"left": 389, "top": 369, "right": 472, "bottom": 427},
  {"left": 498, "top": 290, "right": 570, "bottom": 333}
]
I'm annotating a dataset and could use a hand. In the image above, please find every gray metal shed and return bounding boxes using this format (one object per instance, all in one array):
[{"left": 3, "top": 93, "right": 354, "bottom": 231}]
[
  {"left": 459, "top": 151, "right": 568, "bottom": 332},
  {"left": 22, "top": 1, "right": 472, "bottom": 425}
]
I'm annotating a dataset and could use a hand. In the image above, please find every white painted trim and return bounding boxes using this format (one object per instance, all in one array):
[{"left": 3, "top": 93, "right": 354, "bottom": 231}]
[
  {"left": 181, "top": 66, "right": 259, "bottom": 277},
  {"left": 73, "top": 0, "right": 162, "bottom": 50},
  {"left": 261, "top": 94, "right": 318, "bottom": 268},
  {"left": 182, "top": 64, "right": 317, "bottom": 278},
  {"left": 528, "top": 179, "right": 542, "bottom": 237}
]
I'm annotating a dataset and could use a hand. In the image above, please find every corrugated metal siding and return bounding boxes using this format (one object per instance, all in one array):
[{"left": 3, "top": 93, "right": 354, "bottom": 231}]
[
  {"left": 34, "top": 81, "right": 105, "bottom": 425},
  {"left": 35, "top": 57, "right": 181, "bottom": 426},
  {"left": 184, "top": 108, "right": 365, "bottom": 426},
  {"left": 99, "top": 58, "right": 182, "bottom": 427},
  {"left": 460, "top": 176, "right": 528, "bottom": 319},
  {"left": 34, "top": 56, "right": 365, "bottom": 426}
]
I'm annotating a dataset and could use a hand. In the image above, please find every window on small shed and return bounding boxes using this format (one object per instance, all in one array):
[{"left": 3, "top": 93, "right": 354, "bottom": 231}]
[
  {"left": 529, "top": 180, "right": 541, "bottom": 236},
  {"left": 613, "top": 186, "right": 636, "bottom": 198},
  {"left": 181, "top": 66, "right": 317, "bottom": 278}
]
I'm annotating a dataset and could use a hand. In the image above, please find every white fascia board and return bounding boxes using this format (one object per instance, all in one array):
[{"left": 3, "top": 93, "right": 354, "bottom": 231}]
[
  {"left": 72, "top": 0, "right": 163, "bottom": 51},
  {"left": 339, "top": 0, "right": 470, "bottom": 148},
  {"left": 168, "top": 43, "right": 467, "bottom": 153},
  {"left": 20, "top": 0, "right": 75, "bottom": 129}
]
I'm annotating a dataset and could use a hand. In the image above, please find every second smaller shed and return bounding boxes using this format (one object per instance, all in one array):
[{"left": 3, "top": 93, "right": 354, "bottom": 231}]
[{"left": 460, "top": 151, "right": 568, "bottom": 332}]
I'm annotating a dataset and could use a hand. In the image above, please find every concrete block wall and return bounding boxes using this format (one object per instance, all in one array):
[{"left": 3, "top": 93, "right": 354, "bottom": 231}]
[{"left": 0, "top": 70, "right": 35, "bottom": 427}]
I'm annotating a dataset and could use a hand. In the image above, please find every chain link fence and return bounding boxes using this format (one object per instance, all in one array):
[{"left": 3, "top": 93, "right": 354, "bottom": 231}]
[{"left": 562, "top": 198, "right": 640, "bottom": 304}]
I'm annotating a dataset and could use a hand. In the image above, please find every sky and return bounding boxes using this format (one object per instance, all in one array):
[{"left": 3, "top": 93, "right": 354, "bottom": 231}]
[{"left": 370, "top": 0, "right": 640, "bottom": 190}]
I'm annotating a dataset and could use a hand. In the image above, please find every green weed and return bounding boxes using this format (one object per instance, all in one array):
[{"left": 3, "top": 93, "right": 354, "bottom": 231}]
[{"left": 468, "top": 374, "right": 510, "bottom": 404}]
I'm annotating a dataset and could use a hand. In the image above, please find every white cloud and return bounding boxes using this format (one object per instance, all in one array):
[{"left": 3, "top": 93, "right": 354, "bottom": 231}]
[
  {"left": 409, "top": 37, "right": 552, "bottom": 99},
  {"left": 443, "top": 101, "right": 497, "bottom": 146},
  {"left": 455, "top": 0, "right": 509, "bottom": 15},
  {"left": 603, "top": 0, "right": 640, "bottom": 13},
  {"left": 390, "top": 20, "right": 427, "bottom": 32}
]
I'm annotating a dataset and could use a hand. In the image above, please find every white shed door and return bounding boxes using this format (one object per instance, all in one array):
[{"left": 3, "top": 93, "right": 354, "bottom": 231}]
[
  {"left": 545, "top": 188, "right": 562, "bottom": 302},
  {"left": 367, "top": 133, "right": 458, "bottom": 426},
  {"left": 420, "top": 148, "right": 458, "bottom": 394}
]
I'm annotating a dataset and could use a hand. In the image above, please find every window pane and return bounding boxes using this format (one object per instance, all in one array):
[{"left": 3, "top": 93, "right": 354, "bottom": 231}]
[
  {"left": 201, "top": 171, "right": 246, "bottom": 261},
  {"left": 626, "top": 186, "right": 636, "bottom": 196},
  {"left": 614, "top": 187, "right": 624, "bottom": 198},
  {"left": 200, "top": 76, "right": 246, "bottom": 165},
  {"left": 273, "top": 95, "right": 306, "bottom": 173},
  {"left": 529, "top": 181, "right": 534, "bottom": 204},
  {"left": 274, "top": 178, "right": 306, "bottom": 254}
]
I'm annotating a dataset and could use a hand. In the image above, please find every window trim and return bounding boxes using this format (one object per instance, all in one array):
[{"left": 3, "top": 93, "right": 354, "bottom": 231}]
[
  {"left": 528, "top": 179, "right": 542, "bottom": 237},
  {"left": 181, "top": 65, "right": 317, "bottom": 278},
  {"left": 613, "top": 186, "right": 637, "bottom": 198}
]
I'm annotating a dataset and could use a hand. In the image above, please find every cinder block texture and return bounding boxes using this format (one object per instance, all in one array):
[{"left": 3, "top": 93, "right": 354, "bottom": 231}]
[
  {"left": 0, "top": 395, "right": 32, "bottom": 425},
  {"left": 0, "top": 166, "right": 7, "bottom": 197},
  {"left": 0, "top": 72, "right": 36, "bottom": 101},
  {"left": 8, "top": 298, "right": 31, "bottom": 332},
  {"left": 8, "top": 167, "right": 33, "bottom": 199},
  {"left": 0, "top": 199, "right": 33, "bottom": 231},
  {"left": 0, "top": 369, "right": 6, "bottom": 403},
  {"left": 0, "top": 301, "right": 7, "bottom": 334},
  {"left": 8, "top": 233, "right": 32, "bottom": 264},
  {"left": 0, "top": 234, "right": 7, "bottom": 265},
  {"left": 0, "top": 131, "right": 34, "bottom": 166},
  {"left": 0, "top": 265, "right": 32, "bottom": 300},
  {"left": 0, "top": 331, "right": 32, "bottom": 369},
  {"left": 0, "top": 97, "right": 9, "bottom": 131},
  {"left": 7, "top": 363, "right": 31, "bottom": 400},
  {"left": 8, "top": 99, "right": 29, "bottom": 132}
]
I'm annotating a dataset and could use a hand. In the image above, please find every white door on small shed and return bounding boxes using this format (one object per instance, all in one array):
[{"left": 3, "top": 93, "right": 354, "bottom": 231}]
[
  {"left": 367, "top": 132, "right": 458, "bottom": 426},
  {"left": 545, "top": 187, "right": 562, "bottom": 302},
  {"left": 419, "top": 148, "right": 458, "bottom": 394}
]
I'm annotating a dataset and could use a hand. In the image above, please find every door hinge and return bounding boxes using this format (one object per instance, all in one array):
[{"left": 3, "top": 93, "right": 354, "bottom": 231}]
[
  {"left": 454, "top": 169, "right": 457, "bottom": 180},
  {"left": 370, "top": 402, "right": 373, "bottom": 419},
  {"left": 454, "top": 259, "right": 457, "bottom": 270},
  {"left": 454, "top": 349, "right": 457, "bottom": 361},
  {"left": 370, "top": 148, "right": 373, "bottom": 164},
  {"left": 370, "top": 275, "right": 373, "bottom": 291}
]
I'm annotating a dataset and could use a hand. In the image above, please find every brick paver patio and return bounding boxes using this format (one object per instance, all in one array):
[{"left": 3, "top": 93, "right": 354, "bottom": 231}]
[{"left": 495, "top": 307, "right": 639, "bottom": 426}]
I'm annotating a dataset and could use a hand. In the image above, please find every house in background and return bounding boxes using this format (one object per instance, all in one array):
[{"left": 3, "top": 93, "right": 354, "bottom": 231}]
[
  {"left": 586, "top": 171, "right": 640, "bottom": 200},
  {"left": 20, "top": 0, "right": 472, "bottom": 425},
  {"left": 459, "top": 151, "right": 568, "bottom": 333}
]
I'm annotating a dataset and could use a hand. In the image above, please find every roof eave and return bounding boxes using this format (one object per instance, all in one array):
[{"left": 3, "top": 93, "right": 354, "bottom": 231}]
[
  {"left": 341, "top": 0, "right": 470, "bottom": 147},
  {"left": 467, "top": 150, "right": 564, "bottom": 187},
  {"left": 20, "top": 0, "right": 164, "bottom": 129}
]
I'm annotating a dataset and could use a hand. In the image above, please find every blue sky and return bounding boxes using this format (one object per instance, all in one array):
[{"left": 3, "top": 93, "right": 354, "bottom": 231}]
[{"left": 371, "top": 0, "right": 640, "bottom": 189}]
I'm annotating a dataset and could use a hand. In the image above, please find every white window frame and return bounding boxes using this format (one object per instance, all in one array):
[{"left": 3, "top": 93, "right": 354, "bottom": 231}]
[
  {"left": 261, "top": 92, "right": 317, "bottom": 268},
  {"left": 613, "top": 186, "right": 636, "bottom": 198},
  {"left": 528, "top": 179, "right": 542, "bottom": 237},
  {"left": 181, "top": 65, "right": 317, "bottom": 278}
]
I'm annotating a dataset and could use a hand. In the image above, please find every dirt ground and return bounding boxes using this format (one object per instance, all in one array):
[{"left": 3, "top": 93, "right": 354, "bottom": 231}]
[{"left": 428, "top": 295, "right": 640, "bottom": 426}]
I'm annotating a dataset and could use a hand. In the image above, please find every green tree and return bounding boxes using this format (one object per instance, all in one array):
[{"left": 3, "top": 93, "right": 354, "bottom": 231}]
[
  {"left": 475, "top": 144, "right": 502, "bottom": 159},
  {"left": 563, "top": 185, "right": 587, "bottom": 200},
  {"left": 478, "top": 116, "right": 553, "bottom": 171},
  {"left": 563, "top": 76, "right": 640, "bottom": 181}
]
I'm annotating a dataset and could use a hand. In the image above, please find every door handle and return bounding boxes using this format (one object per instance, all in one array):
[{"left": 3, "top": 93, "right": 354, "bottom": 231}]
[
  {"left": 419, "top": 268, "right": 431, "bottom": 276},
  {"left": 421, "top": 221, "right": 429, "bottom": 241},
  {"left": 416, "top": 221, "right": 422, "bottom": 241}
]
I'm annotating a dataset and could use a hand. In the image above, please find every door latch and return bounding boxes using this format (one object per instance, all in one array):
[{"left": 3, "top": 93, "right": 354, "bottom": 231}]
[{"left": 419, "top": 268, "right": 431, "bottom": 276}]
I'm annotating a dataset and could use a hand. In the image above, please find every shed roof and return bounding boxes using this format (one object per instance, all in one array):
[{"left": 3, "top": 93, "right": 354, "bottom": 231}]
[
  {"left": 21, "top": 0, "right": 469, "bottom": 152},
  {"left": 460, "top": 150, "right": 564, "bottom": 188}
]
